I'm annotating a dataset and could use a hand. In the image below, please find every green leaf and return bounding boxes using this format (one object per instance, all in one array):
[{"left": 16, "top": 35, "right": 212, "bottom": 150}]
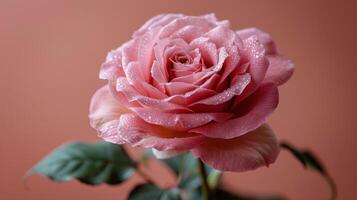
[
  {"left": 144, "top": 151, "right": 222, "bottom": 190},
  {"left": 188, "top": 188, "right": 283, "bottom": 200},
  {"left": 161, "top": 153, "right": 202, "bottom": 190},
  {"left": 280, "top": 142, "right": 337, "bottom": 200},
  {"left": 141, "top": 151, "right": 199, "bottom": 190},
  {"left": 28, "top": 141, "right": 136, "bottom": 185},
  {"left": 128, "top": 184, "right": 181, "bottom": 200}
]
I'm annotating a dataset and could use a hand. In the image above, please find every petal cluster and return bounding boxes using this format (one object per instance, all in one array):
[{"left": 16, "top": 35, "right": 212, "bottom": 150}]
[{"left": 90, "top": 14, "right": 294, "bottom": 171}]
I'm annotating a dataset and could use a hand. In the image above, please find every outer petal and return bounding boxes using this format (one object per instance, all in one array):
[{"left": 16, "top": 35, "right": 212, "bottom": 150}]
[
  {"left": 158, "top": 15, "right": 216, "bottom": 39},
  {"left": 133, "top": 14, "right": 183, "bottom": 37},
  {"left": 89, "top": 85, "right": 129, "bottom": 143},
  {"left": 237, "top": 28, "right": 294, "bottom": 86},
  {"left": 264, "top": 55, "right": 294, "bottom": 86},
  {"left": 190, "top": 83, "right": 278, "bottom": 139},
  {"left": 99, "top": 48, "right": 125, "bottom": 80},
  {"left": 205, "top": 25, "right": 236, "bottom": 48},
  {"left": 228, "top": 35, "right": 269, "bottom": 108},
  {"left": 137, "top": 27, "right": 160, "bottom": 81},
  {"left": 115, "top": 113, "right": 207, "bottom": 151},
  {"left": 170, "top": 25, "right": 205, "bottom": 43},
  {"left": 191, "top": 124, "right": 280, "bottom": 172},
  {"left": 131, "top": 107, "right": 232, "bottom": 131},
  {"left": 243, "top": 35, "right": 268, "bottom": 85},
  {"left": 236, "top": 28, "right": 277, "bottom": 55}
]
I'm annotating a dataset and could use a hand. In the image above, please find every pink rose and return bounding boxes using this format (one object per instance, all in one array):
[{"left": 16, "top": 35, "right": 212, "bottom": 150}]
[{"left": 89, "top": 14, "right": 294, "bottom": 171}]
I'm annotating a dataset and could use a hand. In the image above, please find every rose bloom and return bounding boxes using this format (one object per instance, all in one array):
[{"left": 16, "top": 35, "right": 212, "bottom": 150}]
[{"left": 89, "top": 14, "right": 294, "bottom": 171}]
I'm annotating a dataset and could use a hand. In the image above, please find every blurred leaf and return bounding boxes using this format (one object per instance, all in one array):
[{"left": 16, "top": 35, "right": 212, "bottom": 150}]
[
  {"left": 162, "top": 153, "right": 206, "bottom": 190},
  {"left": 207, "top": 169, "right": 222, "bottom": 189},
  {"left": 188, "top": 188, "right": 283, "bottom": 200},
  {"left": 144, "top": 151, "right": 223, "bottom": 190},
  {"left": 280, "top": 142, "right": 337, "bottom": 200},
  {"left": 28, "top": 141, "right": 135, "bottom": 185},
  {"left": 142, "top": 151, "right": 199, "bottom": 190},
  {"left": 128, "top": 183, "right": 181, "bottom": 200},
  {"left": 162, "top": 154, "right": 190, "bottom": 175},
  {"left": 187, "top": 188, "right": 202, "bottom": 200}
]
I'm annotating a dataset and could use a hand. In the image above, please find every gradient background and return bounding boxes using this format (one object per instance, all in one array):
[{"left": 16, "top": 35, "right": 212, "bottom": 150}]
[{"left": 1, "top": 0, "right": 357, "bottom": 199}]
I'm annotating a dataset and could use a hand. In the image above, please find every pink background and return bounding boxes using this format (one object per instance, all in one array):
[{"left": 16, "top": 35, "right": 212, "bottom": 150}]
[{"left": 1, "top": 0, "right": 357, "bottom": 199}]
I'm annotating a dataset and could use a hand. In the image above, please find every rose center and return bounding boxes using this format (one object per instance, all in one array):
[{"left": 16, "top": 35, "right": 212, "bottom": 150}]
[
  {"left": 167, "top": 51, "right": 202, "bottom": 81},
  {"left": 170, "top": 53, "right": 192, "bottom": 64}
]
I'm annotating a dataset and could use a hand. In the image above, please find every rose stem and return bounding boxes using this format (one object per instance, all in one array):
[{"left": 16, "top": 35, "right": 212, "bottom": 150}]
[{"left": 197, "top": 158, "right": 211, "bottom": 200}]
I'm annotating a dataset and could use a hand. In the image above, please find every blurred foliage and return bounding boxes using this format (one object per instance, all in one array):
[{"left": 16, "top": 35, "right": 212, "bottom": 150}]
[
  {"left": 28, "top": 141, "right": 135, "bottom": 185},
  {"left": 28, "top": 141, "right": 336, "bottom": 200}
]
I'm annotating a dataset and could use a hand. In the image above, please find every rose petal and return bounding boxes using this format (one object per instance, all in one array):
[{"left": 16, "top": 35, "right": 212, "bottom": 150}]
[
  {"left": 191, "top": 124, "right": 280, "bottom": 172},
  {"left": 230, "top": 35, "right": 269, "bottom": 105},
  {"left": 237, "top": 28, "right": 277, "bottom": 54},
  {"left": 137, "top": 27, "right": 161, "bottom": 81},
  {"left": 123, "top": 62, "right": 167, "bottom": 99},
  {"left": 116, "top": 77, "right": 191, "bottom": 112},
  {"left": 131, "top": 107, "right": 233, "bottom": 131},
  {"left": 172, "top": 47, "right": 227, "bottom": 86},
  {"left": 133, "top": 134, "right": 206, "bottom": 151},
  {"left": 201, "top": 13, "right": 220, "bottom": 24},
  {"left": 158, "top": 15, "right": 215, "bottom": 39},
  {"left": 243, "top": 35, "right": 268, "bottom": 84},
  {"left": 115, "top": 113, "right": 207, "bottom": 151},
  {"left": 151, "top": 60, "right": 168, "bottom": 92},
  {"left": 205, "top": 47, "right": 228, "bottom": 74},
  {"left": 134, "top": 14, "right": 184, "bottom": 37},
  {"left": 153, "top": 38, "right": 171, "bottom": 68},
  {"left": 154, "top": 38, "right": 188, "bottom": 66},
  {"left": 265, "top": 55, "right": 294, "bottom": 86},
  {"left": 205, "top": 25, "right": 236, "bottom": 48},
  {"left": 170, "top": 49, "right": 202, "bottom": 75},
  {"left": 164, "top": 74, "right": 220, "bottom": 106},
  {"left": 170, "top": 70, "right": 208, "bottom": 84},
  {"left": 121, "top": 40, "right": 139, "bottom": 67},
  {"left": 89, "top": 85, "right": 128, "bottom": 128},
  {"left": 190, "top": 73, "right": 251, "bottom": 107},
  {"left": 97, "top": 120, "right": 126, "bottom": 144},
  {"left": 164, "top": 86, "right": 216, "bottom": 106},
  {"left": 190, "top": 37, "right": 218, "bottom": 66},
  {"left": 170, "top": 25, "right": 205, "bottom": 43},
  {"left": 99, "top": 48, "right": 125, "bottom": 80},
  {"left": 89, "top": 85, "right": 129, "bottom": 143},
  {"left": 216, "top": 45, "right": 241, "bottom": 91},
  {"left": 190, "top": 83, "right": 278, "bottom": 139},
  {"left": 164, "top": 82, "right": 197, "bottom": 96}
]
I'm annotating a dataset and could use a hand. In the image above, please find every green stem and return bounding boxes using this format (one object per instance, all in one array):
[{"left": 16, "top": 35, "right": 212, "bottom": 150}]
[{"left": 197, "top": 158, "right": 211, "bottom": 200}]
